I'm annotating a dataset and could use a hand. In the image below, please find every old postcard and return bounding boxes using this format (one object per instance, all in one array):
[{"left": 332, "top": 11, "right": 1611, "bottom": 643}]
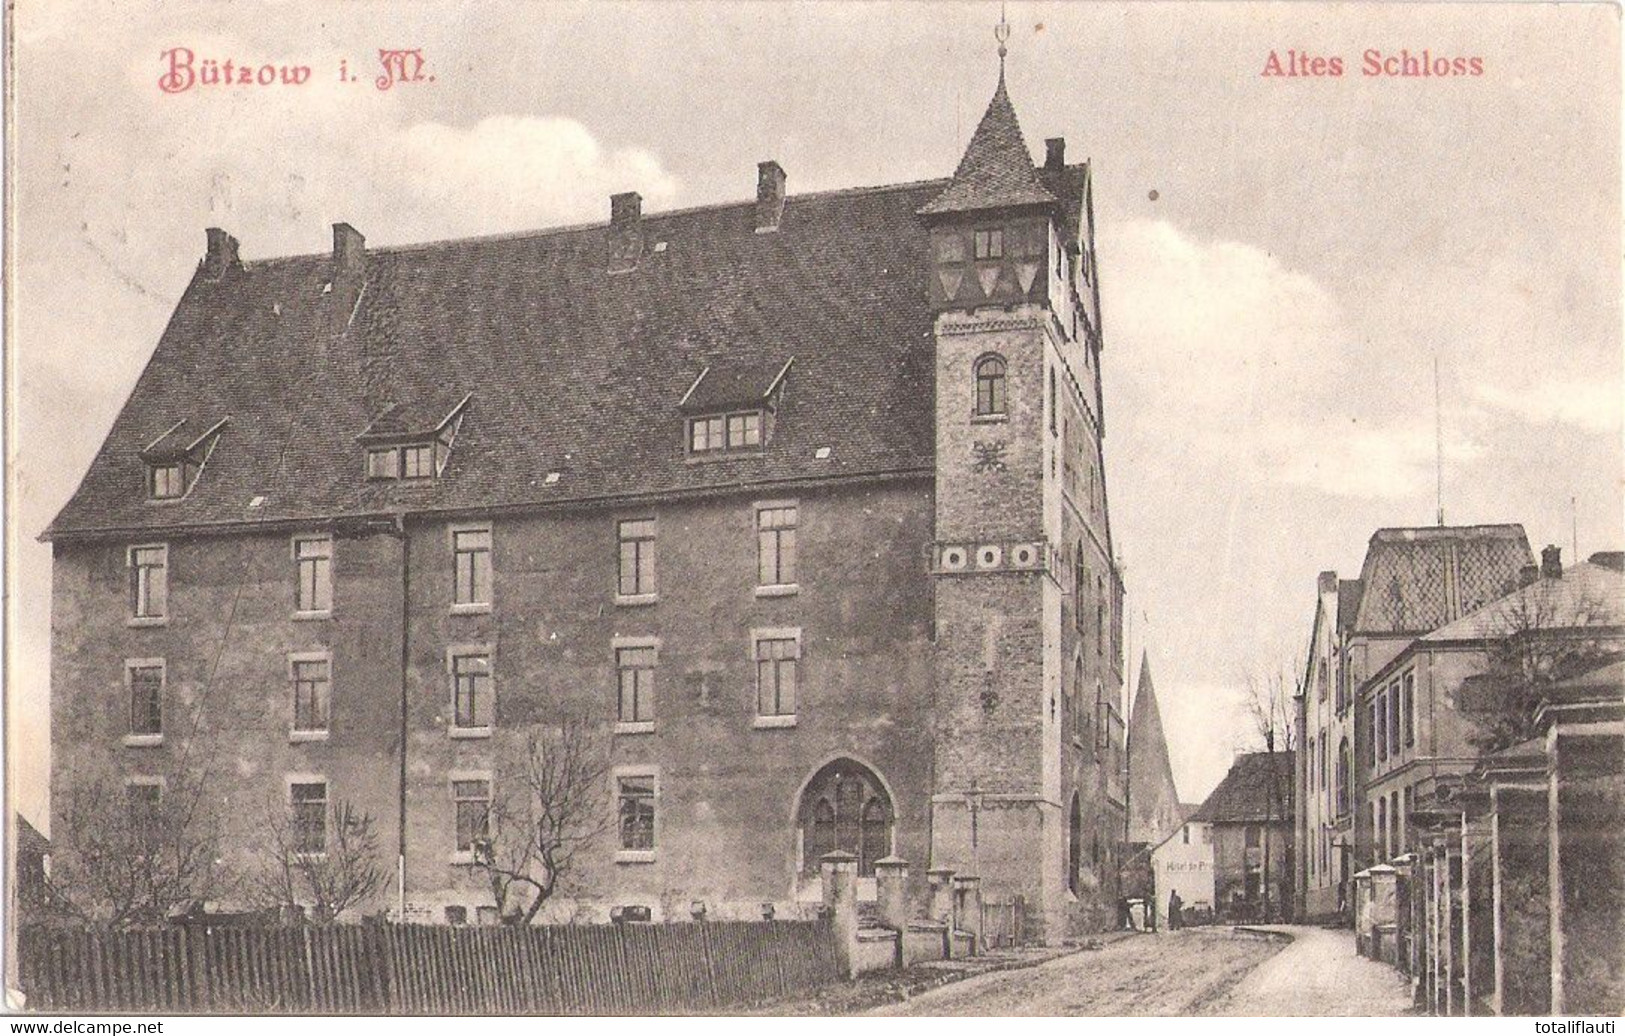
[{"left": 5, "top": 0, "right": 1620, "bottom": 1019}]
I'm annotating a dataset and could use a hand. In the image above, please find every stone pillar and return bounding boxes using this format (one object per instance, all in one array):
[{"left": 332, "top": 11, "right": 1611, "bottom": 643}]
[
  {"left": 953, "top": 875, "right": 983, "bottom": 952},
  {"left": 875, "top": 856, "right": 909, "bottom": 931},
  {"left": 927, "top": 866, "right": 956, "bottom": 924},
  {"left": 821, "top": 850, "right": 860, "bottom": 978}
]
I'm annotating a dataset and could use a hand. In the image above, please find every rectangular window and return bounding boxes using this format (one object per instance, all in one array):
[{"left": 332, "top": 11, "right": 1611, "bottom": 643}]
[
  {"left": 366, "top": 448, "right": 399, "bottom": 480},
  {"left": 402, "top": 443, "right": 434, "bottom": 479},
  {"left": 617, "top": 519, "right": 656, "bottom": 598},
  {"left": 452, "top": 779, "right": 491, "bottom": 853},
  {"left": 294, "top": 535, "right": 333, "bottom": 614},
  {"left": 1373, "top": 699, "right": 1385, "bottom": 765},
  {"left": 727, "top": 412, "right": 761, "bottom": 448},
  {"left": 757, "top": 504, "right": 798, "bottom": 587},
  {"left": 451, "top": 651, "right": 493, "bottom": 730},
  {"left": 1244, "top": 825, "right": 1260, "bottom": 849},
  {"left": 755, "top": 635, "right": 799, "bottom": 718},
  {"left": 689, "top": 416, "right": 724, "bottom": 452},
  {"left": 616, "top": 646, "right": 656, "bottom": 724},
  {"left": 973, "top": 228, "right": 1004, "bottom": 260},
  {"left": 126, "top": 782, "right": 163, "bottom": 843},
  {"left": 128, "top": 662, "right": 163, "bottom": 737},
  {"left": 149, "top": 463, "right": 184, "bottom": 499},
  {"left": 1402, "top": 672, "right": 1415, "bottom": 747},
  {"left": 129, "top": 545, "right": 168, "bottom": 621},
  {"left": 1181, "top": 826, "right": 1190, "bottom": 845},
  {"left": 452, "top": 527, "right": 492, "bottom": 608},
  {"left": 291, "top": 781, "right": 328, "bottom": 855},
  {"left": 1376, "top": 796, "right": 1388, "bottom": 860},
  {"left": 618, "top": 775, "right": 656, "bottom": 851},
  {"left": 1388, "top": 682, "right": 1402, "bottom": 757},
  {"left": 292, "top": 657, "right": 331, "bottom": 734}
]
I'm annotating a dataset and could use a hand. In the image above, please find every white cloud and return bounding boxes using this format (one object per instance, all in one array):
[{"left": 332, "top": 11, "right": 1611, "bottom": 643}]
[
  {"left": 1474, "top": 379, "right": 1622, "bottom": 434},
  {"left": 1103, "top": 218, "right": 1470, "bottom": 500},
  {"left": 390, "top": 116, "right": 680, "bottom": 238}
]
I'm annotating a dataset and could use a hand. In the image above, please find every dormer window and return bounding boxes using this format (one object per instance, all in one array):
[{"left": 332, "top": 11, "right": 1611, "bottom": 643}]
[
  {"left": 360, "top": 395, "right": 470, "bottom": 482},
  {"left": 140, "top": 418, "right": 227, "bottom": 501},
  {"left": 678, "top": 358, "right": 791, "bottom": 458},
  {"left": 149, "top": 462, "right": 185, "bottom": 499},
  {"left": 690, "top": 411, "right": 763, "bottom": 453}
]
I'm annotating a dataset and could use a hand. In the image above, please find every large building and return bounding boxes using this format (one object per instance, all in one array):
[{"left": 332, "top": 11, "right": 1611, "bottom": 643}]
[
  {"left": 1191, "top": 751, "right": 1293, "bottom": 922},
  {"left": 1295, "top": 525, "right": 1534, "bottom": 920},
  {"left": 45, "top": 61, "right": 1129, "bottom": 939}
]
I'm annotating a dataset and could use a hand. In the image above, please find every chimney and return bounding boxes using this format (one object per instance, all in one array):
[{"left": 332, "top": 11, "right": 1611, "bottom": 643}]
[
  {"left": 1317, "top": 571, "right": 1338, "bottom": 595},
  {"left": 609, "top": 191, "right": 643, "bottom": 272},
  {"left": 202, "top": 227, "right": 240, "bottom": 279},
  {"left": 755, "top": 160, "right": 787, "bottom": 233},
  {"left": 1519, "top": 564, "right": 1540, "bottom": 588},
  {"left": 329, "top": 222, "right": 366, "bottom": 332},
  {"left": 1045, "top": 138, "right": 1066, "bottom": 171},
  {"left": 1540, "top": 545, "right": 1563, "bottom": 580}
]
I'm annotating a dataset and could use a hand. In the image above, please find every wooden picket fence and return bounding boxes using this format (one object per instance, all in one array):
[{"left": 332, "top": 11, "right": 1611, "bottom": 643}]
[{"left": 17, "top": 920, "right": 841, "bottom": 1014}]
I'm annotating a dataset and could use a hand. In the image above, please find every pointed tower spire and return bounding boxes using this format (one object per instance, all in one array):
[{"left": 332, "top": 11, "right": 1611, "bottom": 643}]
[
  {"left": 919, "top": 14, "right": 1057, "bottom": 218},
  {"left": 1127, "top": 654, "right": 1184, "bottom": 845}
]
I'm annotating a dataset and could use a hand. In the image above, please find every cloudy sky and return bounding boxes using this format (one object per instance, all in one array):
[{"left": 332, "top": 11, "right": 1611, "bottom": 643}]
[{"left": 8, "top": 1, "right": 1620, "bottom": 828}]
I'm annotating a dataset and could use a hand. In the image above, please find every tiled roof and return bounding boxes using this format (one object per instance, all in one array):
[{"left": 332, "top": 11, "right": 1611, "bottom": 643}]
[
  {"left": 45, "top": 168, "right": 1078, "bottom": 540},
  {"left": 1352, "top": 525, "right": 1533, "bottom": 635},
  {"left": 918, "top": 73, "right": 1058, "bottom": 217},
  {"left": 1423, "top": 561, "right": 1625, "bottom": 642},
  {"left": 1337, "top": 578, "right": 1364, "bottom": 635},
  {"left": 1190, "top": 751, "right": 1294, "bottom": 824}
]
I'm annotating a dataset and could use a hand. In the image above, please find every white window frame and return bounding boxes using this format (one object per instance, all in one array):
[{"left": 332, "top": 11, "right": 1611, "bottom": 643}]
[
  {"left": 291, "top": 533, "right": 334, "bottom": 619},
  {"left": 612, "top": 765, "right": 659, "bottom": 864},
  {"left": 612, "top": 636, "right": 660, "bottom": 735},
  {"left": 446, "top": 644, "right": 495, "bottom": 738},
  {"left": 754, "top": 499, "right": 800, "bottom": 596},
  {"left": 751, "top": 627, "right": 802, "bottom": 729},
  {"left": 288, "top": 651, "right": 333, "bottom": 742},
  {"left": 285, "top": 774, "right": 329, "bottom": 859},
  {"left": 127, "top": 543, "right": 169, "bottom": 627},
  {"left": 122, "top": 657, "right": 166, "bottom": 747},
  {"left": 449, "top": 523, "right": 493, "bottom": 615},
  {"left": 614, "top": 517, "right": 658, "bottom": 605},
  {"left": 449, "top": 769, "right": 493, "bottom": 865}
]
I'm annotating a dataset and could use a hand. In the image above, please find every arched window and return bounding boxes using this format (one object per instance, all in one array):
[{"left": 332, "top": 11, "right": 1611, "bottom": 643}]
[
  {"left": 798, "top": 759, "right": 894, "bottom": 876},
  {"left": 1336, "top": 738, "right": 1351, "bottom": 816},
  {"left": 974, "top": 355, "right": 1007, "bottom": 416},
  {"left": 1068, "top": 794, "right": 1083, "bottom": 894},
  {"left": 1049, "top": 367, "right": 1058, "bottom": 434},
  {"left": 1095, "top": 576, "right": 1105, "bottom": 654}
]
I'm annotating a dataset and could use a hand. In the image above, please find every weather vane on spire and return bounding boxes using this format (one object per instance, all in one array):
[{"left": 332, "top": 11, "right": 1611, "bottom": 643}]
[{"left": 995, "top": 3, "right": 1011, "bottom": 70}]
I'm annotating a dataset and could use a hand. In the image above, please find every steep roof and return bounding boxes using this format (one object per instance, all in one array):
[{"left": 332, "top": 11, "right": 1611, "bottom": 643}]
[
  {"left": 44, "top": 166, "right": 1079, "bottom": 541},
  {"left": 1190, "top": 751, "right": 1294, "bottom": 825},
  {"left": 1352, "top": 525, "right": 1533, "bottom": 635},
  {"left": 1423, "top": 561, "right": 1625, "bottom": 642},
  {"left": 1127, "top": 656, "right": 1184, "bottom": 844},
  {"left": 918, "top": 72, "right": 1058, "bottom": 217}
]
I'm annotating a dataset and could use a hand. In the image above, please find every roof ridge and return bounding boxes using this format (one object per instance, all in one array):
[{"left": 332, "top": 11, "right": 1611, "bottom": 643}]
[{"left": 240, "top": 176, "right": 954, "bottom": 269}]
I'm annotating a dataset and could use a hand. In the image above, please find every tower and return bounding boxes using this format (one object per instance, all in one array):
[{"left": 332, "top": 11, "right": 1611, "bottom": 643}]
[{"left": 923, "top": 38, "right": 1121, "bottom": 941}]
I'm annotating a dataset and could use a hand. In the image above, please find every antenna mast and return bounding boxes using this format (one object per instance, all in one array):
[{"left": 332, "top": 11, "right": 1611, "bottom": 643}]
[{"left": 1434, "top": 354, "right": 1444, "bottom": 526}]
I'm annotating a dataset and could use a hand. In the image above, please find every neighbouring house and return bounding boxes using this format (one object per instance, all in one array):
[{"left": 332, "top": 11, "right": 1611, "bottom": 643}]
[
  {"left": 1192, "top": 751, "right": 1294, "bottom": 923},
  {"left": 1150, "top": 804, "right": 1214, "bottom": 922},
  {"left": 43, "top": 56, "right": 1129, "bottom": 939},
  {"left": 13, "top": 815, "right": 49, "bottom": 915},
  {"left": 1295, "top": 524, "right": 1535, "bottom": 924}
]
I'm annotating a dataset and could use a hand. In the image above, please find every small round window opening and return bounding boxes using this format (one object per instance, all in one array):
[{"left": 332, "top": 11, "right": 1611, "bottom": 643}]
[
  {"left": 942, "top": 547, "right": 968, "bottom": 571},
  {"left": 976, "top": 546, "right": 1003, "bottom": 569}
]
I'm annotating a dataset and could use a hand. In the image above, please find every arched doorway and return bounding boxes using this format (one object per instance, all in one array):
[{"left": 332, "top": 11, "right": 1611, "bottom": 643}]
[{"left": 797, "top": 759, "right": 894, "bottom": 876}]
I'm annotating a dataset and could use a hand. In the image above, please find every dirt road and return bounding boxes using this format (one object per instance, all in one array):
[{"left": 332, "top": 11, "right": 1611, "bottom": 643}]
[
  {"left": 1199, "top": 926, "right": 1414, "bottom": 1016},
  {"left": 869, "top": 929, "right": 1282, "bottom": 1016}
]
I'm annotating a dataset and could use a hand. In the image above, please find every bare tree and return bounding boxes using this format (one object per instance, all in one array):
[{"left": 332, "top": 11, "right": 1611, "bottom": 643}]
[
  {"left": 1239, "top": 664, "right": 1300, "bottom": 923},
  {"left": 40, "top": 771, "right": 230, "bottom": 928},
  {"left": 247, "top": 796, "right": 387, "bottom": 924},
  {"left": 472, "top": 713, "right": 612, "bottom": 925},
  {"left": 1463, "top": 575, "right": 1621, "bottom": 755}
]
